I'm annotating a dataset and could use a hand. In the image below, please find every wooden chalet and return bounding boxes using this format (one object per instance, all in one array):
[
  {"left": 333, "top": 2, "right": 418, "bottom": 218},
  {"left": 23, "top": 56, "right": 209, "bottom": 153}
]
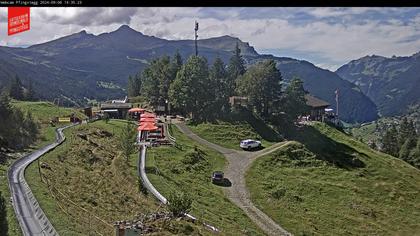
[{"left": 304, "top": 94, "right": 330, "bottom": 121}]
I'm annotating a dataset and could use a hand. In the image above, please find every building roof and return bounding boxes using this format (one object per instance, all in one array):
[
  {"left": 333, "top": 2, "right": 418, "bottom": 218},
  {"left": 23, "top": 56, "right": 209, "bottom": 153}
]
[
  {"left": 305, "top": 94, "right": 330, "bottom": 108},
  {"left": 100, "top": 103, "right": 132, "bottom": 109}
]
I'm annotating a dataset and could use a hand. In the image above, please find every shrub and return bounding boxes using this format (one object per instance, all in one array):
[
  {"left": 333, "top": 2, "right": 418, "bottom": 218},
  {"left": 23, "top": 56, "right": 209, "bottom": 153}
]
[
  {"left": 138, "top": 179, "right": 148, "bottom": 195},
  {"left": 167, "top": 190, "right": 193, "bottom": 217},
  {"left": 182, "top": 146, "right": 207, "bottom": 165},
  {"left": 271, "top": 187, "right": 287, "bottom": 199}
]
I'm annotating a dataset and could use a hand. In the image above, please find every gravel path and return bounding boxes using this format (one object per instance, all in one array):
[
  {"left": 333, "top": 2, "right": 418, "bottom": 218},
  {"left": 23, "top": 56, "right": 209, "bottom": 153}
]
[{"left": 175, "top": 122, "right": 292, "bottom": 236}]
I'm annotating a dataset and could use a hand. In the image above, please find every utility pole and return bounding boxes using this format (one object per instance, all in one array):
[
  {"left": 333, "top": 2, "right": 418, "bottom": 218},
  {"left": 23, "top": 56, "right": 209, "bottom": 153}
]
[
  {"left": 194, "top": 21, "right": 199, "bottom": 56},
  {"left": 335, "top": 89, "right": 339, "bottom": 124}
]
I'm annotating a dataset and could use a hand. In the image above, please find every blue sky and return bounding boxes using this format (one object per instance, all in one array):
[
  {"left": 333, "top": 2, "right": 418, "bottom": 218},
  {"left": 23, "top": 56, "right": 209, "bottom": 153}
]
[{"left": 1, "top": 7, "right": 419, "bottom": 70}]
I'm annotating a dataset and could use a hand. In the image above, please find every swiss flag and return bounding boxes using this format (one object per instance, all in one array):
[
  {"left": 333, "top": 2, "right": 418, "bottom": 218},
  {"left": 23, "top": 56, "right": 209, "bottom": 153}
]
[{"left": 8, "top": 7, "right": 30, "bottom": 36}]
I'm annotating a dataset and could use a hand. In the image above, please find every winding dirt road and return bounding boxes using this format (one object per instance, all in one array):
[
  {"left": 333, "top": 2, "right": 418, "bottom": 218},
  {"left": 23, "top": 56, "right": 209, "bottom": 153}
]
[{"left": 175, "top": 122, "right": 292, "bottom": 236}]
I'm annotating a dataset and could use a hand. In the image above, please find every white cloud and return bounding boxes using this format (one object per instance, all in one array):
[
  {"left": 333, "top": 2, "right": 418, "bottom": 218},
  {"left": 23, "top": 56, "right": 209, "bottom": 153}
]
[{"left": 1, "top": 7, "right": 419, "bottom": 69}]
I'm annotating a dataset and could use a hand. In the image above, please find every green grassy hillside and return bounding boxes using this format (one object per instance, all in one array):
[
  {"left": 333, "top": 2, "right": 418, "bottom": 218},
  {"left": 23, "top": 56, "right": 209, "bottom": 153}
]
[
  {"left": 188, "top": 109, "right": 282, "bottom": 150},
  {"left": 246, "top": 122, "right": 420, "bottom": 235},
  {"left": 0, "top": 101, "right": 87, "bottom": 236},
  {"left": 144, "top": 125, "right": 265, "bottom": 235},
  {"left": 26, "top": 120, "right": 206, "bottom": 235},
  {"left": 12, "top": 100, "right": 87, "bottom": 148}
]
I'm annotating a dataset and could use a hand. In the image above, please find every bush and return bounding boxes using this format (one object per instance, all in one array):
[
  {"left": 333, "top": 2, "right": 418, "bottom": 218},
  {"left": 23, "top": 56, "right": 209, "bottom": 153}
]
[
  {"left": 182, "top": 146, "right": 207, "bottom": 166},
  {"left": 167, "top": 190, "right": 193, "bottom": 217},
  {"left": 138, "top": 179, "right": 148, "bottom": 195},
  {"left": 0, "top": 191, "right": 8, "bottom": 236},
  {"left": 271, "top": 187, "right": 287, "bottom": 199}
]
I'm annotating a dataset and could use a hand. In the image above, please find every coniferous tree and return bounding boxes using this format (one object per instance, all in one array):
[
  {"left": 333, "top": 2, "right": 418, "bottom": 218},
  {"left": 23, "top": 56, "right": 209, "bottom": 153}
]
[
  {"left": 407, "top": 138, "right": 420, "bottom": 168},
  {"left": 282, "top": 77, "right": 309, "bottom": 122},
  {"left": 227, "top": 43, "right": 246, "bottom": 96},
  {"left": 0, "top": 191, "right": 8, "bottom": 236},
  {"left": 399, "top": 137, "right": 416, "bottom": 162},
  {"left": 209, "top": 56, "right": 229, "bottom": 115},
  {"left": 398, "top": 117, "right": 416, "bottom": 147},
  {"left": 23, "top": 111, "right": 39, "bottom": 144},
  {"left": 25, "top": 79, "right": 36, "bottom": 101},
  {"left": 172, "top": 50, "right": 183, "bottom": 71},
  {"left": 0, "top": 92, "right": 38, "bottom": 150},
  {"left": 369, "top": 141, "right": 377, "bottom": 150},
  {"left": 127, "top": 75, "right": 136, "bottom": 97},
  {"left": 119, "top": 120, "right": 137, "bottom": 162},
  {"left": 382, "top": 124, "right": 399, "bottom": 157},
  {"left": 9, "top": 75, "right": 23, "bottom": 100}
]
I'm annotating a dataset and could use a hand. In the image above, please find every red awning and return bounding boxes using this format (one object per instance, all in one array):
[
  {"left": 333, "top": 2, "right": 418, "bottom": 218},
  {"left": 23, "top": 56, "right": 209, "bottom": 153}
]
[
  {"left": 140, "top": 112, "right": 156, "bottom": 118},
  {"left": 137, "top": 122, "right": 158, "bottom": 131},
  {"left": 139, "top": 117, "right": 155, "bottom": 122},
  {"left": 128, "top": 108, "right": 145, "bottom": 113}
]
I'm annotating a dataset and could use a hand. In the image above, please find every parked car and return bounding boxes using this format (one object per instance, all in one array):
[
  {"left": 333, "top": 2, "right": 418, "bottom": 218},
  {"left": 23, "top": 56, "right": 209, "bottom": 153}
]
[
  {"left": 240, "top": 139, "right": 261, "bottom": 150},
  {"left": 211, "top": 171, "right": 224, "bottom": 184}
]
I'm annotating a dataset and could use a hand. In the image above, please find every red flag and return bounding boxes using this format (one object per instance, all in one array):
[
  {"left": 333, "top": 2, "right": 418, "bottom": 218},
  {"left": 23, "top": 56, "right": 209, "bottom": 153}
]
[{"left": 8, "top": 7, "right": 30, "bottom": 36}]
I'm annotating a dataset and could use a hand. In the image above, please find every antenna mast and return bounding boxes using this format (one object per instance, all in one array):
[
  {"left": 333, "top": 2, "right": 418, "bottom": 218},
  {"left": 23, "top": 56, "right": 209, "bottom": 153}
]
[
  {"left": 194, "top": 21, "right": 199, "bottom": 56},
  {"left": 335, "top": 89, "right": 339, "bottom": 122}
]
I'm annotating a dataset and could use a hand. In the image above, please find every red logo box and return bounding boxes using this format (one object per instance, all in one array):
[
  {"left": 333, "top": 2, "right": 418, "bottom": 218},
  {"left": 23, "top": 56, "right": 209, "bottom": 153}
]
[{"left": 8, "top": 7, "right": 30, "bottom": 36}]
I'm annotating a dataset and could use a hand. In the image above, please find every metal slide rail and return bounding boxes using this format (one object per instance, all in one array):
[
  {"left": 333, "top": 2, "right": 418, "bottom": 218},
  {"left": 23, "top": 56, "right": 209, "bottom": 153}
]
[
  {"left": 138, "top": 145, "right": 220, "bottom": 232},
  {"left": 7, "top": 124, "right": 77, "bottom": 236},
  {"left": 164, "top": 122, "right": 176, "bottom": 144},
  {"left": 138, "top": 145, "right": 168, "bottom": 204}
]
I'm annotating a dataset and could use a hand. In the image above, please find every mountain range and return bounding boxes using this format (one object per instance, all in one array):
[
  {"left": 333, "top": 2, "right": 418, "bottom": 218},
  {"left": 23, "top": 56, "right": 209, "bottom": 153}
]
[
  {"left": 0, "top": 25, "right": 385, "bottom": 123},
  {"left": 336, "top": 52, "right": 420, "bottom": 117}
]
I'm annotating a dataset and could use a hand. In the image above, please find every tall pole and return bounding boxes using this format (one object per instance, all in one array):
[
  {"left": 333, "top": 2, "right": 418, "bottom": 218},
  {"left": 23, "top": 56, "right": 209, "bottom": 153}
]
[
  {"left": 335, "top": 89, "right": 339, "bottom": 122},
  {"left": 194, "top": 21, "right": 199, "bottom": 56}
]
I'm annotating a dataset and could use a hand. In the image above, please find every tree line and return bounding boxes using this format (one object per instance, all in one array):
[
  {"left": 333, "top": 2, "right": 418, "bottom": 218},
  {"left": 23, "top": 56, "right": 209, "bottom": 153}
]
[
  {"left": 128, "top": 44, "right": 308, "bottom": 124},
  {"left": 8, "top": 75, "right": 37, "bottom": 101},
  {"left": 380, "top": 117, "right": 420, "bottom": 168},
  {"left": 0, "top": 93, "right": 39, "bottom": 151}
]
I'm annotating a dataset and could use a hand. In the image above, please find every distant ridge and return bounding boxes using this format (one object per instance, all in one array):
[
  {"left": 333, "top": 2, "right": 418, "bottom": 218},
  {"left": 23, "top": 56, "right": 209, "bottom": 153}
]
[{"left": 0, "top": 25, "right": 378, "bottom": 122}]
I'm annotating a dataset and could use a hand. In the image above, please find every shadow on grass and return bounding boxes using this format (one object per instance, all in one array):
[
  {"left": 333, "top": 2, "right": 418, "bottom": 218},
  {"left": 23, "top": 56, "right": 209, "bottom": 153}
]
[
  {"left": 190, "top": 107, "right": 283, "bottom": 143},
  {"left": 227, "top": 108, "right": 283, "bottom": 142},
  {"left": 292, "top": 125, "right": 366, "bottom": 170},
  {"left": 213, "top": 178, "right": 232, "bottom": 187},
  {"left": 241, "top": 145, "right": 265, "bottom": 152},
  {"left": 145, "top": 166, "right": 159, "bottom": 174}
]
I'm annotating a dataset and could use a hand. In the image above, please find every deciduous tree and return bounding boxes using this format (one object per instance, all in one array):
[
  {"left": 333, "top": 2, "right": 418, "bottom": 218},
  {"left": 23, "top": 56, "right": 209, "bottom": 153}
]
[
  {"left": 168, "top": 56, "right": 211, "bottom": 121},
  {"left": 282, "top": 77, "right": 309, "bottom": 122},
  {"left": 236, "top": 59, "right": 282, "bottom": 118}
]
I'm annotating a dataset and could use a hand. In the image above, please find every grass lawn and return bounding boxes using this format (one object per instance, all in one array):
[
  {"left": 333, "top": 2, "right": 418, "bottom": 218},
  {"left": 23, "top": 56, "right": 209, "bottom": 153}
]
[
  {"left": 11, "top": 100, "right": 86, "bottom": 124},
  {"left": 0, "top": 163, "right": 22, "bottom": 236},
  {"left": 351, "top": 122, "right": 377, "bottom": 143},
  {"left": 246, "top": 122, "right": 420, "bottom": 235},
  {"left": 25, "top": 120, "right": 207, "bottom": 235},
  {"left": 0, "top": 101, "right": 86, "bottom": 236},
  {"left": 188, "top": 121, "right": 281, "bottom": 150},
  {"left": 142, "top": 125, "right": 266, "bottom": 235}
]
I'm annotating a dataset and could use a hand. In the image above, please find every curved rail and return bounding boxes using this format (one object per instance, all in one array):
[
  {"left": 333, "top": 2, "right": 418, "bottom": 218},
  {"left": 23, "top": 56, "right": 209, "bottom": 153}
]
[
  {"left": 7, "top": 124, "right": 77, "bottom": 236},
  {"left": 137, "top": 144, "right": 220, "bottom": 232},
  {"left": 163, "top": 122, "right": 176, "bottom": 144},
  {"left": 138, "top": 145, "right": 168, "bottom": 204}
]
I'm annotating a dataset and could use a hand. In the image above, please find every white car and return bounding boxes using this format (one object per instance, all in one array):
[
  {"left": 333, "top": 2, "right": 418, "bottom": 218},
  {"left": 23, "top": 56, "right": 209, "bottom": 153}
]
[{"left": 240, "top": 139, "right": 261, "bottom": 150}]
